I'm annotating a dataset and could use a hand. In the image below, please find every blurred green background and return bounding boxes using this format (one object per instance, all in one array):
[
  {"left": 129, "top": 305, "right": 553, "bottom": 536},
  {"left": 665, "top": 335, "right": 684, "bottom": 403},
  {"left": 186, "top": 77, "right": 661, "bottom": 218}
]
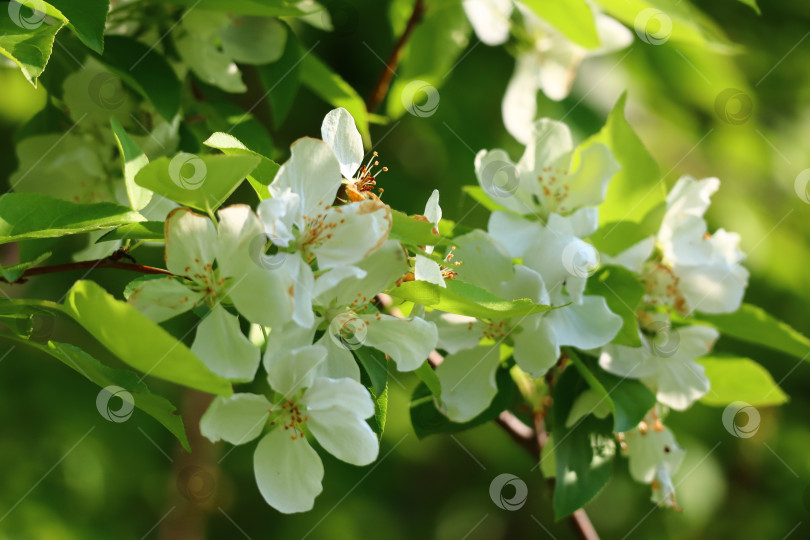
[{"left": 1, "top": 0, "right": 809, "bottom": 538}]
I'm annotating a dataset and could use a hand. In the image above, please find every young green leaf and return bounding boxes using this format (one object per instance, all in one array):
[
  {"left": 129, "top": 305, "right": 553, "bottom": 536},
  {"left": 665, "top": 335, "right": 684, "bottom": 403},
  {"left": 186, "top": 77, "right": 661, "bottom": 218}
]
[
  {"left": 551, "top": 365, "right": 615, "bottom": 519},
  {"left": 691, "top": 303, "right": 810, "bottom": 361},
  {"left": 390, "top": 279, "right": 556, "bottom": 319},
  {"left": 583, "top": 92, "right": 664, "bottom": 225},
  {"left": 256, "top": 25, "right": 303, "bottom": 128},
  {"left": 62, "top": 280, "right": 233, "bottom": 396},
  {"left": 389, "top": 209, "right": 439, "bottom": 246},
  {"left": 567, "top": 350, "right": 656, "bottom": 432},
  {"left": 463, "top": 186, "right": 512, "bottom": 213},
  {"left": 47, "top": 0, "right": 109, "bottom": 53},
  {"left": 161, "top": 0, "right": 308, "bottom": 16},
  {"left": 111, "top": 117, "right": 152, "bottom": 211},
  {"left": 97, "top": 222, "right": 165, "bottom": 243},
  {"left": 300, "top": 54, "right": 370, "bottom": 145},
  {"left": 0, "top": 193, "right": 139, "bottom": 244},
  {"left": 95, "top": 35, "right": 181, "bottom": 121},
  {"left": 354, "top": 346, "right": 389, "bottom": 397},
  {"left": 203, "top": 132, "right": 280, "bottom": 200},
  {"left": 134, "top": 153, "right": 260, "bottom": 212},
  {"left": 12, "top": 338, "right": 190, "bottom": 450},
  {"left": 0, "top": 4, "right": 65, "bottom": 84},
  {"left": 698, "top": 356, "right": 787, "bottom": 407},
  {"left": 521, "top": 0, "right": 600, "bottom": 49},
  {"left": 585, "top": 265, "right": 644, "bottom": 347},
  {"left": 415, "top": 360, "right": 442, "bottom": 400}
]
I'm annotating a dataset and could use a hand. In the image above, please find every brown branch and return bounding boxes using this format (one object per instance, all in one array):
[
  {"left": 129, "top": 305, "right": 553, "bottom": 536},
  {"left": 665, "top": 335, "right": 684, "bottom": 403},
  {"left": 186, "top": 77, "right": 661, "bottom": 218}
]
[
  {"left": 1, "top": 259, "right": 178, "bottom": 284},
  {"left": 365, "top": 0, "right": 426, "bottom": 112}
]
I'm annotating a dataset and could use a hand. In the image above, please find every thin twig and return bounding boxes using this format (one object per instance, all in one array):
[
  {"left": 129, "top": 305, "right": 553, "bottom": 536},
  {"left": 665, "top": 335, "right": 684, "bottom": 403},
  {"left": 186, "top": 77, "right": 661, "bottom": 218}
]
[
  {"left": 1, "top": 259, "right": 178, "bottom": 284},
  {"left": 365, "top": 0, "right": 426, "bottom": 112}
]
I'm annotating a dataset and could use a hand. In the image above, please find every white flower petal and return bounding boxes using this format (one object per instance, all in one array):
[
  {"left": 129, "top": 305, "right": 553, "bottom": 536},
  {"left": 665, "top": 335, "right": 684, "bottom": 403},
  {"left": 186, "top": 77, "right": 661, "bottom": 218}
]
[
  {"left": 313, "top": 200, "right": 392, "bottom": 269},
  {"left": 191, "top": 304, "right": 261, "bottom": 382},
  {"left": 503, "top": 55, "right": 541, "bottom": 144},
  {"left": 598, "top": 343, "right": 660, "bottom": 379},
  {"left": 451, "top": 230, "right": 514, "bottom": 293},
  {"left": 303, "top": 378, "right": 379, "bottom": 465},
  {"left": 653, "top": 358, "right": 709, "bottom": 411},
  {"left": 321, "top": 108, "right": 364, "bottom": 179},
  {"left": 594, "top": 13, "right": 634, "bottom": 53},
  {"left": 414, "top": 255, "right": 446, "bottom": 287},
  {"left": 323, "top": 240, "right": 408, "bottom": 308},
  {"left": 463, "top": 0, "right": 513, "bottom": 46},
  {"left": 488, "top": 211, "right": 543, "bottom": 259},
  {"left": 623, "top": 425, "right": 684, "bottom": 484},
  {"left": 437, "top": 346, "right": 502, "bottom": 422},
  {"left": 165, "top": 208, "right": 217, "bottom": 277},
  {"left": 270, "top": 137, "right": 343, "bottom": 220},
  {"left": 312, "top": 266, "right": 367, "bottom": 308},
  {"left": 519, "top": 118, "right": 574, "bottom": 176},
  {"left": 424, "top": 189, "right": 442, "bottom": 224},
  {"left": 675, "top": 262, "right": 748, "bottom": 315},
  {"left": 431, "top": 312, "right": 486, "bottom": 354},
  {"left": 263, "top": 320, "right": 319, "bottom": 371},
  {"left": 496, "top": 265, "right": 550, "bottom": 305},
  {"left": 257, "top": 188, "right": 300, "bottom": 247},
  {"left": 513, "top": 315, "right": 559, "bottom": 376},
  {"left": 313, "top": 332, "right": 362, "bottom": 381},
  {"left": 227, "top": 262, "right": 295, "bottom": 328},
  {"left": 254, "top": 428, "right": 324, "bottom": 514},
  {"left": 546, "top": 295, "right": 622, "bottom": 349},
  {"left": 564, "top": 142, "right": 620, "bottom": 210},
  {"left": 474, "top": 149, "right": 537, "bottom": 215},
  {"left": 127, "top": 277, "right": 200, "bottom": 323},
  {"left": 362, "top": 313, "right": 438, "bottom": 372},
  {"left": 266, "top": 345, "right": 327, "bottom": 397},
  {"left": 200, "top": 393, "right": 270, "bottom": 445}
]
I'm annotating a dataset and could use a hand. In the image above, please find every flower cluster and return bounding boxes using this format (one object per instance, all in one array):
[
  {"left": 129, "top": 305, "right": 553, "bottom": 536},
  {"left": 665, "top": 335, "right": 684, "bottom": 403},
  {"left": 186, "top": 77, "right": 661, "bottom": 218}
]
[{"left": 123, "top": 104, "right": 747, "bottom": 511}]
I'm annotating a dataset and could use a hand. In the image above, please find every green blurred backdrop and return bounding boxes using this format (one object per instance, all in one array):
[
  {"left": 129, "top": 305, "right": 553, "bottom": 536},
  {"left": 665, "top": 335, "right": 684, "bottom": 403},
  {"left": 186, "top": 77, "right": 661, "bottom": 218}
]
[{"left": 1, "top": 1, "right": 809, "bottom": 539}]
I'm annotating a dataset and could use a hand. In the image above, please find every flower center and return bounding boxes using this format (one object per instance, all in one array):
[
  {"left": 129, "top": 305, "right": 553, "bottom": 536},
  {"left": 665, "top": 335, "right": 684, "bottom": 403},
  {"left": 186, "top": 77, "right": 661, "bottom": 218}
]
[
  {"left": 640, "top": 261, "right": 688, "bottom": 314},
  {"left": 537, "top": 165, "right": 571, "bottom": 213},
  {"left": 186, "top": 261, "right": 227, "bottom": 306},
  {"left": 482, "top": 319, "right": 510, "bottom": 341},
  {"left": 269, "top": 401, "right": 309, "bottom": 441},
  {"left": 347, "top": 151, "right": 387, "bottom": 201}
]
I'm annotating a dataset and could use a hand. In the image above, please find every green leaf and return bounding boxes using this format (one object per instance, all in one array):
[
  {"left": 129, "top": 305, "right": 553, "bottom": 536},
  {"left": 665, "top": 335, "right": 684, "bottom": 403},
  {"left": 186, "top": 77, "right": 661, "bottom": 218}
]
[
  {"left": 593, "top": 0, "right": 737, "bottom": 53},
  {"left": 95, "top": 35, "right": 181, "bottom": 121},
  {"left": 409, "top": 365, "right": 517, "bottom": 439},
  {"left": 134, "top": 153, "right": 260, "bottom": 212},
  {"left": 691, "top": 303, "right": 810, "bottom": 361},
  {"left": 386, "top": 0, "right": 471, "bottom": 118},
  {"left": 567, "top": 350, "right": 656, "bottom": 432},
  {"left": 25, "top": 339, "right": 189, "bottom": 450},
  {"left": 354, "top": 346, "right": 389, "bottom": 397},
  {"left": 0, "top": 193, "right": 139, "bottom": 244},
  {"left": 390, "top": 279, "right": 555, "bottom": 319},
  {"left": 203, "top": 132, "right": 280, "bottom": 200},
  {"left": 256, "top": 25, "right": 303, "bottom": 127},
  {"left": 46, "top": 0, "right": 109, "bottom": 53},
  {"left": 583, "top": 92, "right": 664, "bottom": 226},
  {"left": 161, "top": 0, "right": 308, "bottom": 16},
  {"left": 389, "top": 209, "right": 439, "bottom": 246},
  {"left": 551, "top": 364, "right": 615, "bottom": 519},
  {"left": 585, "top": 266, "right": 644, "bottom": 347},
  {"left": 0, "top": 3, "right": 65, "bottom": 84},
  {"left": 110, "top": 117, "right": 153, "bottom": 211},
  {"left": 370, "top": 385, "right": 388, "bottom": 439},
  {"left": 522, "top": 0, "right": 600, "bottom": 49},
  {"left": 414, "top": 360, "right": 442, "bottom": 399},
  {"left": 698, "top": 356, "right": 787, "bottom": 407},
  {"left": 736, "top": 0, "right": 760, "bottom": 14},
  {"left": 62, "top": 280, "right": 233, "bottom": 396},
  {"left": 463, "top": 186, "right": 511, "bottom": 213},
  {"left": 0, "top": 251, "right": 51, "bottom": 283},
  {"left": 97, "top": 221, "right": 165, "bottom": 243},
  {"left": 300, "top": 54, "right": 370, "bottom": 145}
]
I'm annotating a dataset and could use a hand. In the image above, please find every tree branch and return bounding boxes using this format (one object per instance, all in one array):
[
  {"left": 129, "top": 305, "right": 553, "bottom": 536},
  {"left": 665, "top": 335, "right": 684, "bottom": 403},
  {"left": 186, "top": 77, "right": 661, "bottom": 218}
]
[
  {"left": 365, "top": 0, "right": 426, "bottom": 112},
  {"left": 1, "top": 259, "right": 178, "bottom": 284}
]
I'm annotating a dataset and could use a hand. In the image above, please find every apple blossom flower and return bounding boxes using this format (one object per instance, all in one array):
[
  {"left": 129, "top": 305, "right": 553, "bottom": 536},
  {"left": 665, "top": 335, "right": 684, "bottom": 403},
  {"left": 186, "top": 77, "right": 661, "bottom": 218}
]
[
  {"left": 128, "top": 205, "right": 295, "bottom": 381},
  {"left": 200, "top": 345, "right": 378, "bottom": 513}
]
